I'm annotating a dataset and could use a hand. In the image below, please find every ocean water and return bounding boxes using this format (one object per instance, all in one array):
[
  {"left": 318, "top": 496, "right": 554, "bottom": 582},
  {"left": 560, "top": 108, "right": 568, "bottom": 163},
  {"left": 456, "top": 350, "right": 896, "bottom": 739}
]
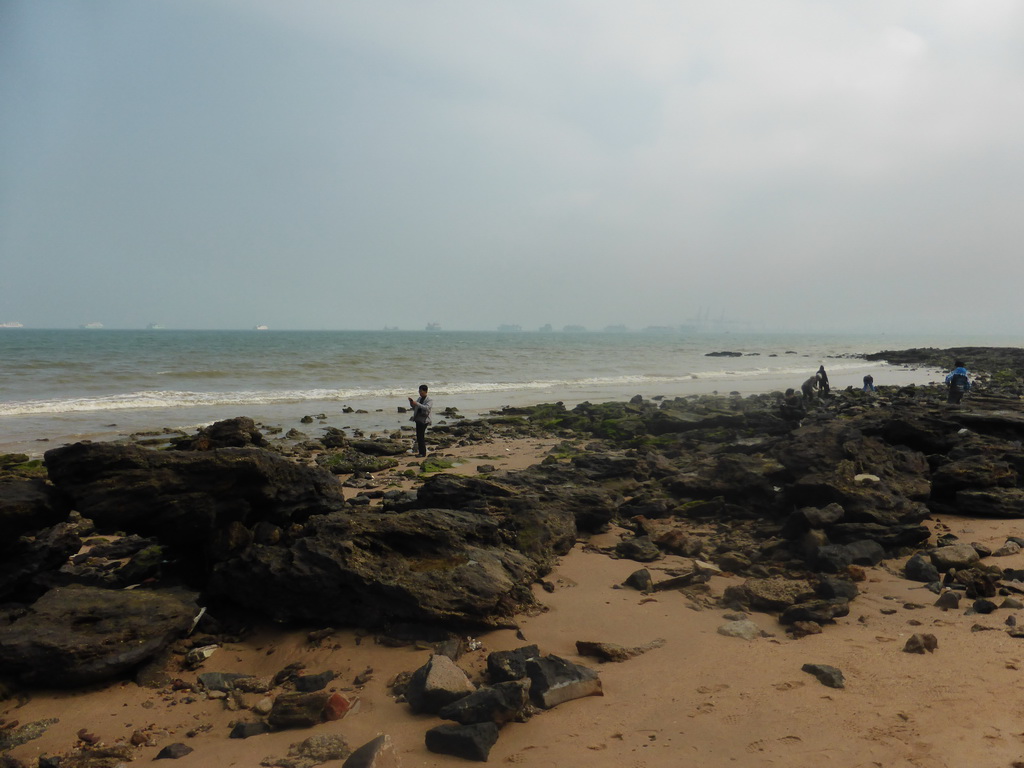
[{"left": 0, "top": 328, "right": 1007, "bottom": 456}]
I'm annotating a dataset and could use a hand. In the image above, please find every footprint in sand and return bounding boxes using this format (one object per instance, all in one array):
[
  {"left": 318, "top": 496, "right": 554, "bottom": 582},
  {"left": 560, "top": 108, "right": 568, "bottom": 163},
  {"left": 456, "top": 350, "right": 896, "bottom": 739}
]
[{"left": 772, "top": 680, "right": 806, "bottom": 691}]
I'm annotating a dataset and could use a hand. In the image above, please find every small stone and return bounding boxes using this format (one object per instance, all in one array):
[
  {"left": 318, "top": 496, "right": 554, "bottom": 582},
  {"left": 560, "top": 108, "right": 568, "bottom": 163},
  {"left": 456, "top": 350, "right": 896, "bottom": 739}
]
[
  {"left": 973, "top": 599, "right": 998, "bottom": 615},
  {"left": 788, "top": 621, "right": 822, "bottom": 638},
  {"left": 343, "top": 734, "right": 400, "bottom": 768},
  {"left": 993, "top": 541, "right": 1021, "bottom": 557},
  {"left": 155, "top": 742, "right": 194, "bottom": 759},
  {"left": 716, "top": 620, "right": 763, "bottom": 641},
  {"left": 934, "top": 591, "right": 961, "bottom": 611},
  {"left": 229, "top": 720, "right": 271, "bottom": 739},
  {"left": 253, "top": 697, "right": 274, "bottom": 716},
  {"left": 801, "top": 663, "right": 845, "bottom": 689},
  {"left": 903, "top": 633, "right": 938, "bottom": 654},
  {"left": 323, "top": 692, "right": 356, "bottom": 721},
  {"left": 425, "top": 722, "right": 499, "bottom": 762}
]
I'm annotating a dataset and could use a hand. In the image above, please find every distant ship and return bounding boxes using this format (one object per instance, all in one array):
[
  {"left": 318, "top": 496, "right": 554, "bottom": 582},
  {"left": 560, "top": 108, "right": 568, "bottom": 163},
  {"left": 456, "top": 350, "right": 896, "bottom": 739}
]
[
  {"left": 497, "top": 324, "right": 522, "bottom": 332},
  {"left": 253, "top": 324, "right": 269, "bottom": 331},
  {"left": 562, "top": 324, "right": 587, "bottom": 333},
  {"left": 146, "top": 323, "right": 165, "bottom": 330},
  {"left": 383, "top": 325, "right": 399, "bottom": 332},
  {"left": 538, "top": 323, "right": 553, "bottom": 333},
  {"left": 0, "top": 321, "right": 24, "bottom": 328},
  {"left": 80, "top": 322, "right": 104, "bottom": 329},
  {"left": 425, "top": 322, "right": 441, "bottom": 331}
]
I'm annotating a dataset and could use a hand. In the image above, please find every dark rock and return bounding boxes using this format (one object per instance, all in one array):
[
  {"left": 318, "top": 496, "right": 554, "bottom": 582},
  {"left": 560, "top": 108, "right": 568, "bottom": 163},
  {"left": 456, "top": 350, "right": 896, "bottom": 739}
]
[
  {"left": 268, "top": 691, "right": 332, "bottom": 729},
  {"left": 229, "top": 720, "right": 271, "bottom": 739},
  {"left": 170, "top": 417, "right": 267, "bottom": 450},
  {"left": 905, "top": 553, "right": 940, "bottom": 583},
  {"left": 44, "top": 442, "right": 346, "bottom": 574},
  {"left": 209, "top": 508, "right": 541, "bottom": 628},
  {"left": 930, "top": 455, "right": 1017, "bottom": 496},
  {"left": 525, "top": 654, "right": 603, "bottom": 709},
  {"left": 424, "top": 722, "right": 499, "bottom": 762},
  {"left": 437, "top": 680, "right": 531, "bottom": 725},
  {"left": 0, "top": 585, "right": 196, "bottom": 686},
  {"left": 486, "top": 645, "right": 540, "bottom": 683},
  {"left": 614, "top": 536, "right": 662, "bottom": 563},
  {"left": 622, "top": 569, "right": 654, "bottom": 592},
  {"left": 343, "top": 734, "right": 398, "bottom": 768},
  {"left": 779, "top": 599, "right": 850, "bottom": 625},
  {"left": 815, "top": 576, "right": 859, "bottom": 601},
  {"left": 801, "top": 663, "right": 845, "bottom": 688},
  {"left": 155, "top": 743, "right": 193, "bottom": 759},
  {"left": 405, "top": 654, "right": 475, "bottom": 715},
  {"left": 348, "top": 439, "right": 409, "bottom": 456},
  {"left": 294, "top": 670, "right": 335, "bottom": 692},
  {"left": 972, "top": 598, "right": 998, "bottom": 614},
  {"left": 954, "top": 488, "right": 1024, "bottom": 518}
]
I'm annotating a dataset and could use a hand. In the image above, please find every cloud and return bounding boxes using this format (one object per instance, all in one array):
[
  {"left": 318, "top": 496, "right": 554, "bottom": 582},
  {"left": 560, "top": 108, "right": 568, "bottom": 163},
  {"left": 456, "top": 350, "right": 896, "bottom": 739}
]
[{"left": 2, "top": 1, "right": 1023, "bottom": 332}]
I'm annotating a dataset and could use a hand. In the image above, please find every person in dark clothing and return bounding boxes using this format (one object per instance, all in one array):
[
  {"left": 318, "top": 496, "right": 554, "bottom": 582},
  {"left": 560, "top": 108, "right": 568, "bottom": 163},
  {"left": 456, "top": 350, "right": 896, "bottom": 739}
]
[
  {"left": 408, "top": 384, "right": 433, "bottom": 457},
  {"left": 816, "top": 366, "right": 830, "bottom": 397},
  {"left": 863, "top": 374, "right": 876, "bottom": 392},
  {"left": 945, "top": 361, "right": 971, "bottom": 404}
]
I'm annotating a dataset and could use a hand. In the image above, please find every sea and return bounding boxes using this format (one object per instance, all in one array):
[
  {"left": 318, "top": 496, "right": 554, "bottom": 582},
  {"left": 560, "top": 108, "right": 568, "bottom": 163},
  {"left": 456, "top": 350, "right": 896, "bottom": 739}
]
[{"left": 0, "top": 328, "right": 1012, "bottom": 457}]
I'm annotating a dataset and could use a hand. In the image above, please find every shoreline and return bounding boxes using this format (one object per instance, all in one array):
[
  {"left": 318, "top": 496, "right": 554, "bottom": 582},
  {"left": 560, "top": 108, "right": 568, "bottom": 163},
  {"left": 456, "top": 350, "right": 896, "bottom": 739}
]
[
  {"left": 4, "top": 347, "right": 1022, "bottom": 766},
  {"left": 0, "top": 358, "right": 945, "bottom": 459}
]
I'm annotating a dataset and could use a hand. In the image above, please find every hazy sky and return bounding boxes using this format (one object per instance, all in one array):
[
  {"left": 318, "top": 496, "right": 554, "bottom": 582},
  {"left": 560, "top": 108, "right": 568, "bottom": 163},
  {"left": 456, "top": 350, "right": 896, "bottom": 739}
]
[{"left": 2, "top": 1, "right": 1023, "bottom": 333}]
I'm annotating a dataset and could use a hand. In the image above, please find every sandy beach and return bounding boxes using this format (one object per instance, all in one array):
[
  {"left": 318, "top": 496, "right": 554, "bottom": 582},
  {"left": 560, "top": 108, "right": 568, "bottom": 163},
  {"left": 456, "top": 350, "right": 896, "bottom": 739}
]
[{"left": 5, "top": 427, "right": 1024, "bottom": 768}]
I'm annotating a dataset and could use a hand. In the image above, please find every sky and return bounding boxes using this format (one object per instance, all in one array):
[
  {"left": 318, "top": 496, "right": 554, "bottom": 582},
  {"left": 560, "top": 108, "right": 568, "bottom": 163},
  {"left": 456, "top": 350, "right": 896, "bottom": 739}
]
[{"left": 2, "top": 1, "right": 1023, "bottom": 334}]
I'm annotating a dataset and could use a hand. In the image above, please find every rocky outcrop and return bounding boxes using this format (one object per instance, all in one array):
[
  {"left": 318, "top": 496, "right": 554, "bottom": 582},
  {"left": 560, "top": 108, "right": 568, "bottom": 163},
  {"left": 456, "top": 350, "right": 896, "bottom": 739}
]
[
  {"left": 0, "top": 585, "right": 197, "bottom": 686},
  {"left": 44, "top": 442, "right": 347, "bottom": 574},
  {"left": 208, "top": 508, "right": 541, "bottom": 627},
  {"left": 169, "top": 416, "right": 268, "bottom": 450}
]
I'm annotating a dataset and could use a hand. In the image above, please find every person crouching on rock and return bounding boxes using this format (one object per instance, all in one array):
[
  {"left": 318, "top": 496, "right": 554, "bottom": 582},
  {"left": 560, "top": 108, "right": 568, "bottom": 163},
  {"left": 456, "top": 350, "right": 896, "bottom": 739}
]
[
  {"left": 408, "top": 384, "right": 433, "bottom": 457},
  {"left": 801, "top": 375, "right": 818, "bottom": 402},
  {"left": 945, "top": 361, "right": 971, "bottom": 405}
]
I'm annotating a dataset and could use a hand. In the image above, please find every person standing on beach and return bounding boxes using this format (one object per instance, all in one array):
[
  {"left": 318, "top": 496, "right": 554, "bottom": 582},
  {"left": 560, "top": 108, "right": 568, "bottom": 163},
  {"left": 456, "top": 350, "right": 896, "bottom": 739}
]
[
  {"left": 816, "top": 365, "right": 830, "bottom": 397},
  {"left": 408, "top": 384, "right": 433, "bottom": 457},
  {"left": 863, "top": 374, "right": 876, "bottom": 392},
  {"left": 945, "top": 361, "right": 971, "bottom": 404}
]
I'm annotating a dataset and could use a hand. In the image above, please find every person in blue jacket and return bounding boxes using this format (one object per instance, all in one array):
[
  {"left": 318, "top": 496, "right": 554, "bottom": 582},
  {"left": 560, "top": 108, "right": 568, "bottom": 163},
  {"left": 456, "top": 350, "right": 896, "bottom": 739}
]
[{"left": 945, "top": 361, "right": 971, "bottom": 404}]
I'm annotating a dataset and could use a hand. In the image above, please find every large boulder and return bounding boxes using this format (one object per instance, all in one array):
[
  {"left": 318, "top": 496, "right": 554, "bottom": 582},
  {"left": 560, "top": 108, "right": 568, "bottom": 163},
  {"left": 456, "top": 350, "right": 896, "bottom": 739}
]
[
  {"left": 208, "top": 508, "right": 541, "bottom": 627},
  {"left": 44, "top": 443, "right": 346, "bottom": 568},
  {"left": 0, "top": 478, "right": 69, "bottom": 542},
  {"left": 0, "top": 585, "right": 196, "bottom": 686}
]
